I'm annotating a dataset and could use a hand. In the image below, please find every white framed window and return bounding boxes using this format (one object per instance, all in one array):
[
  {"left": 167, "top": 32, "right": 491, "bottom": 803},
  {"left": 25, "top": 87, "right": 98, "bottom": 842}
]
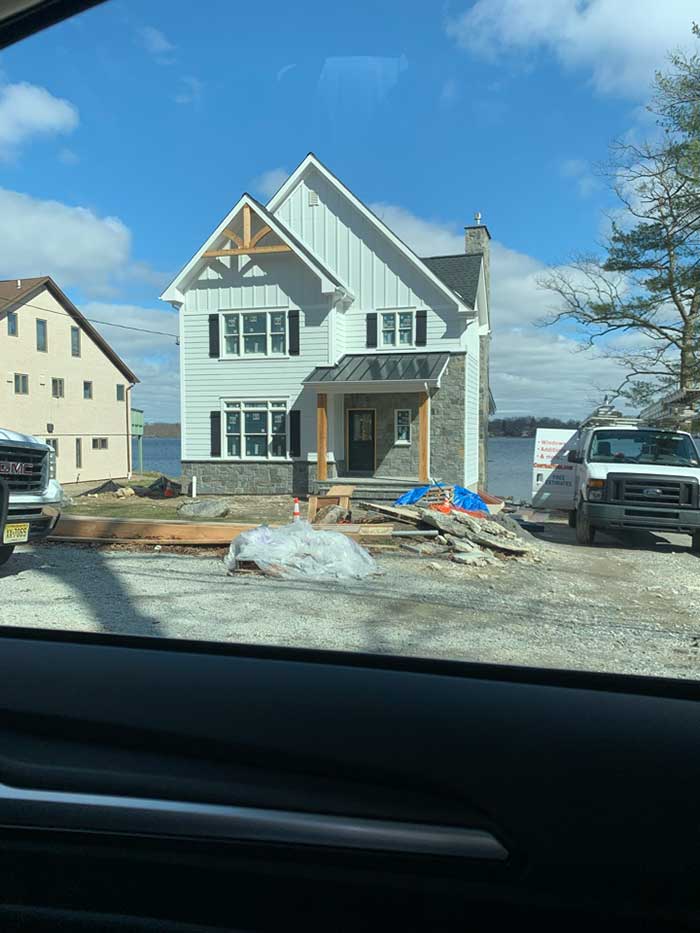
[
  {"left": 116, "top": 384, "right": 125, "bottom": 402},
  {"left": 36, "top": 318, "right": 48, "bottom": 352},
  {"left": 381, "top": 311, "right": 414, "bottom": 348},
  {"left": 223, "top": 400, "right": 288, "bottom": 459},
  {"left": 45, "top": 438, "right": 59, "bottom": 457},
  {"left": 71, "top": 326, "right": 81, "bottom": 357},
  {"left": 221, "top": 311, "right": 287, "bottom": 357},
  {"left": 83, "top": 380, "right": 93, "bottom": 400},
  {"left": 14, "top": 373, "right": 29, "bottom": 395},
  {"left": 395, "top": 409, "right": 411, "bottom": 445},
  {"left": 92, "top": 437, "right": 108, "bottom": 450},
  {"left": 51, "top": 378, "right": 65, "bottom": 398},
  {"left": 7, "top": 311, "right": 17, "bottom": 336}
]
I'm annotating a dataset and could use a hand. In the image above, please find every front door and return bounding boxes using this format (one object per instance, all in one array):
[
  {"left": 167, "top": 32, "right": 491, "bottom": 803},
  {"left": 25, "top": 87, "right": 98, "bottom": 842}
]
[{"left": 347, "top": 410, "right": 375, "bottom": 473}]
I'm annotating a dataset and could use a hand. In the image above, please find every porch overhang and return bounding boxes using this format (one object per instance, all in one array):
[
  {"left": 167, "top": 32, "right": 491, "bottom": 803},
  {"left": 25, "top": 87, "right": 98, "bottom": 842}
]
[{"left": 303, "top": 352, "right": 450, "bottom": 391}]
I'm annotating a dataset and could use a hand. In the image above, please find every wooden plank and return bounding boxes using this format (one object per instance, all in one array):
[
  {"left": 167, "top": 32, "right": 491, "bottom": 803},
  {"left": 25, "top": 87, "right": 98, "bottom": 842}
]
[
  {"left": 223, "top": 227, "right": 243, "bottom": 248},
  {"left": 242, "top": 203, "right": 252, "bottom": 247},
  {"left": 203, "top": 244, "right": 292, "bottom": 257},
  {"left": 49, "top": 515, "right": 392, "bottom": 545},
  {"left": 356, "top": 502, "right": 422, "bottom": 524},
  {"left": 317, "top": 392, "right": 328, "bottom": 482},
  {"left": 249, "top": 225, "right": 272, "bottom": 248},
  {"left": 327, "top": 485, "right": 355, "bottom": 497},
  {"left": 418, "top": 391, "right": 429, "bottom": 484},
  {"left": 307, "top": 495, "right": 319, "bottom": 523}
]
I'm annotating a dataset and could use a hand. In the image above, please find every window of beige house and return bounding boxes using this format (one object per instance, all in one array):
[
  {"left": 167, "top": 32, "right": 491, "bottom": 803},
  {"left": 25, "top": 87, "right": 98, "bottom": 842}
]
[
  {"left": 71, "top": 326, "right": 81, "bottom": 357},
  {"left": 36, "top": 319, "right": 48, "bottom": 352},
  {"left": 14, "top": 373, "right": 28, "bottom": 395},
  {"left": 92, "top": 437, "right": 108, "bottom": 450},
  {"left": 116, "top": 384, "right": 125, "bottom": 401},
  {"left": 83, "top": 381, "right": 93, "bottom": 400},
  {"left": 7, "top": 311, "right": 17, "bottom": 336},
  {"left": 51, "top": 378, "right": 65, "bottom": 398}
]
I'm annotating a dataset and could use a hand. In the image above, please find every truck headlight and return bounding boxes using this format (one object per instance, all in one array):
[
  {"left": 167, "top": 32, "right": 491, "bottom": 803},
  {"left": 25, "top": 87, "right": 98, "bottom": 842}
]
[
  {"left": 48, "top": 449, "right": 56, "bottom": 480},
  {"left": 587, "top": 479, "right": 605, "bottom": 501}
]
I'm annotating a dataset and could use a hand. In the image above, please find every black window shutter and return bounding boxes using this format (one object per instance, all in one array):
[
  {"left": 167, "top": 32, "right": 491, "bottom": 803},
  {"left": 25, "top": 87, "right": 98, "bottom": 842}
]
[
  {"left": 208, "top": 314, "right": 220, "bottom": 358},
  {"left": 289, "top": 410, "right": 301, "bottom": 458},
  {"left": 288, "top": 309, "right": 300, "bottom": 356},
  {"left": 366, "top": 313, "right": 377, "bottom": 348},
  {"left": 415, "top": 309, "right": 427, "bottom": 346},
  {"left": 210, "top": 411, "right": 221, "bottom": 457}
]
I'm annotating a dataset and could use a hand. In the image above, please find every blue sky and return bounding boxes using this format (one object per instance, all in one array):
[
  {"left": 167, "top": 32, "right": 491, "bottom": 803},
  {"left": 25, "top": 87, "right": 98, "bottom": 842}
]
[{"left": 0, "top": 0, "right": 697, "bottom": 420}]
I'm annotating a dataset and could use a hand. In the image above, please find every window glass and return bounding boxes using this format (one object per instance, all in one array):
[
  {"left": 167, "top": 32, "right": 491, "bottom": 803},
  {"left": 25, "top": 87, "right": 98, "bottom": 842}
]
[
  {"left": 270, "top": 312, "right": 286, "bottom": 354},
  {"left": 223, "top": 401, "right": 287, "bottom": 459},
  {"left": 244, "top": 410, "right": 267, "bottom": 457},
  {"left": 36, "top": 318, "right": 47, "bottom": 352},
  {"left": 242, "top": 313, "right": 266, "bottom": 354},
  {"left": 52, "top": 378, "right": 65, "bottom": 398},
  {"left": 45, "top": 438, "right": 59, "bottom": 456},
  {"left": 75, "top": 438, "right": 82, "bottom": 469},
  {"left": 395, "top": 409, "right": 411, "bottom": 443},
  {"left": 116, "top": 384, "right": 125, "bottom": 402},
  {"left": 223, "top": 314, "right": 239, "bottom": 355},
  {"left": 398, "top": 313, "right": 413, "bottom": 345},
  {"left": 92, "top": 437, "right": 108, "bottom": 450},
  {"left": 14, "top": 373, "right": 28, "bottom": 395},
  {"left": 71, "top": 327, "right": 81, "bottom": 357},
  {"left": 7, "top": 311, "right": 17, "bottom": 336},
  {"left": 381, "top": 313, "right": 396, "bottom": 346},
  {"left": 83, "top": 381, "right": 93, "bottom": 400}
]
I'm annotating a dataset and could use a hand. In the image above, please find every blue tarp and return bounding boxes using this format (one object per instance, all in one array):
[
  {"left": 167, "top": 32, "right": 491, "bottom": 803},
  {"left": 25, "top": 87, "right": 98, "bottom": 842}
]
[{"left": 394, "top": 484, "right": 490, "bottom": 513}]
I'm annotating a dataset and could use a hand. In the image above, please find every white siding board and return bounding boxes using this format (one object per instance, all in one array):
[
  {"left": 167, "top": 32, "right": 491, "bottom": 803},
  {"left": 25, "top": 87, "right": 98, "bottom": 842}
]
[{"left": 273, "top": 166, "right": 467, "bottom": 354}]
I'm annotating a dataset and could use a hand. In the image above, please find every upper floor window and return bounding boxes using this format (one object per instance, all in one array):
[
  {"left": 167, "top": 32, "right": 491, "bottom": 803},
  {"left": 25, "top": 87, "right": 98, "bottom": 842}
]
[
  {"left": 116, "top": 384, "right": 125, "bottom": 402},
  {"left": 36, "top": 319, "right": 48, "bottom": 352},
  {"left": 222, "top": 311, "right": 287, "bottom": 357},
  {"left": 71, "top": 326, "right": 81, "bottom": 357},
  {"left": 83, "top": 380, "right": 93, "bottom": 400},
  {"left": 381, "top": 311, "right": 413, "bottom": 348},
  {"left": 92, "top": 437, "right": 108, "bottom": 450},
  {"left": 45, "top": 438, "right": 59, "bottom": 457},
  {"left": 14, "top": 373, "right": 29, "bottom": 395},
  {"left": 51, "top": 378, "right": 65, "bottom": 399},
  {"left": 7, "top": 311, "right": 17, "bottom": 336}
]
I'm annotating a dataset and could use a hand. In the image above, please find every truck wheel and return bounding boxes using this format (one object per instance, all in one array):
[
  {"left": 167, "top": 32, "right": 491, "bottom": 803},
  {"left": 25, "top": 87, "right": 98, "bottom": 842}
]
[
  {"left": 575, "top": 503, "right": 596, "bottom": 546},
  {"left": 568, "top": 510, "right": 577, "bottom": 528},
  {"left": 0, "top": 545, "right": 15, "bottom": 566},
  {"left": 691, "top": 532, "right": 700, "bottom": 554}
]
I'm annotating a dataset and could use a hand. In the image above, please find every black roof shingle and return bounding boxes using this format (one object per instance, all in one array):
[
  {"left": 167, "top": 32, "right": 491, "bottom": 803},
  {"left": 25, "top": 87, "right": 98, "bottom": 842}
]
[{"left": 421, "top": 253, "right": 482, "bottom": 307}]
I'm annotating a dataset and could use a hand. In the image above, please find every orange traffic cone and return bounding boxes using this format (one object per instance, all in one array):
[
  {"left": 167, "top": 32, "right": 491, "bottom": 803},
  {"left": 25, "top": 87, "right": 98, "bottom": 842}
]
[{"left": 293, "top": 497, "right": 300, "bottom": 521}]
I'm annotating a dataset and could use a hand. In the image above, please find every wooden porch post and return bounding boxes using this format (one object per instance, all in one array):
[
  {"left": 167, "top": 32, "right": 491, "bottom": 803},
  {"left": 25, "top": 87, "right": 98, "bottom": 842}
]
[
  {"left": 317, "top": 392, "right": 328, "bottom": 482},
  {"left": 418, "top": 391, "right": 429, "bottom": 484}
]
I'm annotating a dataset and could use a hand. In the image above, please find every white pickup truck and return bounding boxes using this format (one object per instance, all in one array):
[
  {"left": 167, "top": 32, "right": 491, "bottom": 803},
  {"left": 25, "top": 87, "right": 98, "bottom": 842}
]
[
  {"left": 0, "top": 428, "right": 63, "bottom": 566},
  {"left": 533, "top": 420, "right": 700, "bottom": 549}
]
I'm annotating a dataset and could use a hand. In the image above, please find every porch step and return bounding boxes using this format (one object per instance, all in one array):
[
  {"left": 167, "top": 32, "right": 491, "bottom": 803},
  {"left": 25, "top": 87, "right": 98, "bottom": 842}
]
[{"left": 313, "top": 476, "right": 434, "bottom": 503}]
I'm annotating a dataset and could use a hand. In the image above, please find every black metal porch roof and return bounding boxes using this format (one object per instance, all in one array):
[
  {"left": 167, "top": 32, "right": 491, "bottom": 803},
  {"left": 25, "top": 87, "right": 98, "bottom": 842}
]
[{"left": 303, "top": 352, "right": 450, "bottom": 385}]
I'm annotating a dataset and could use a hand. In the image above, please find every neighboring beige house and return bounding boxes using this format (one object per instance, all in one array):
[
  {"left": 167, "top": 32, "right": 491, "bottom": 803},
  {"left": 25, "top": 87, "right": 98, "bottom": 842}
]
[{"left": 0, "top": 277, "right": 138, "bottom": 484}]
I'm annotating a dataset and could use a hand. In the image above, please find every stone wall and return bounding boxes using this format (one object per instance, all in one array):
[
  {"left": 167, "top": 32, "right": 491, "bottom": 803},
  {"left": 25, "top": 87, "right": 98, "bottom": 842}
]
[
  {"left": 430, "top": 353, "right": 465, "bottom": 486},
  {"left": 343, "top": 392, "right": 421, "bottom": 477}
]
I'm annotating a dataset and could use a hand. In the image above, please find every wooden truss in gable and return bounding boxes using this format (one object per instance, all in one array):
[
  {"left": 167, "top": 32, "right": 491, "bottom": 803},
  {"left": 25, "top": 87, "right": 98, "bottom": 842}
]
[{"left": 203, "top": 204, "right": 292, "bottom": 258}]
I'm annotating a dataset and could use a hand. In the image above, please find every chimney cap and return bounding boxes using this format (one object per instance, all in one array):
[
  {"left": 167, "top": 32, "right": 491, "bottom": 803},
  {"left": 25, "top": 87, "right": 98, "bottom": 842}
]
[{"left": 464, "top": 223, "right": 492, "bottom": 240}]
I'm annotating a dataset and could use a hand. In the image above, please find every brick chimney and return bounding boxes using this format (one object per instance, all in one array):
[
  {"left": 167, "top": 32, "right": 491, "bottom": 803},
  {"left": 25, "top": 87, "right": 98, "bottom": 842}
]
[{"left": 464, "top": 212, "right": 491, "bottom": 297}]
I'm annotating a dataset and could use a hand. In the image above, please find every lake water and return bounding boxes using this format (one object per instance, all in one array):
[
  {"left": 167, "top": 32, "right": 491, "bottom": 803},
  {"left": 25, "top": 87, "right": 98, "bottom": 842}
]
[{"left": 133, "top": 435, "right": 536, "bottom": 501}]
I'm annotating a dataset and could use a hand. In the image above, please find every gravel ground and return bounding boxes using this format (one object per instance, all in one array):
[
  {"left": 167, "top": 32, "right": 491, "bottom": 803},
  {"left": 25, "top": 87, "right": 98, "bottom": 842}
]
[{"left": 1, "top": 523, "right": 700, "bottom": 679}]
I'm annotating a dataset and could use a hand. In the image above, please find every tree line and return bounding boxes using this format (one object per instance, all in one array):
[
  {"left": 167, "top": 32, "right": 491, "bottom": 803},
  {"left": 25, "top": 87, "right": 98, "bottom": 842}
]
[
  {"left": 144, "top": 422, "right": 181, "bottom": 438},
  {"left": 489, "top": 417, "right": 579, "bottom": 437}
]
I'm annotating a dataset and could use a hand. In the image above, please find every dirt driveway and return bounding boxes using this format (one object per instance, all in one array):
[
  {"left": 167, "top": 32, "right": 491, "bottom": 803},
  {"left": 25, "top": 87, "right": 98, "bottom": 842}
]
[{"left": 0, "top": 522, "right": 698, "bottom": 680}]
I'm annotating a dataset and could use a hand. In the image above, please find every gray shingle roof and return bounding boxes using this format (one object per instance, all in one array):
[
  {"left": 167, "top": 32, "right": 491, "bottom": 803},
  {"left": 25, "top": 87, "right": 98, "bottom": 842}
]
[
  {"left": 304, "top": 352, "right": 450, "bottom": 385},
  {"left": 421, "top": 253, "right": 482, "bottom": 307}
]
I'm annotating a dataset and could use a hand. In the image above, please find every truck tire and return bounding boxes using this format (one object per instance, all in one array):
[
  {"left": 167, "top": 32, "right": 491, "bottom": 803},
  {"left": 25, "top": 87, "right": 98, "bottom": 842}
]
[
  {"left": 575, "top": 503, "right": 596, "bottom": 546},
  {"left": 568, "top": 510, "right": 577, "bottom": 528},
  {"left": 0, "top": 545, "right": 15, "bottom": 566},
  {"left": 691, "top": 532, "right": 700, "bottom": 554}
]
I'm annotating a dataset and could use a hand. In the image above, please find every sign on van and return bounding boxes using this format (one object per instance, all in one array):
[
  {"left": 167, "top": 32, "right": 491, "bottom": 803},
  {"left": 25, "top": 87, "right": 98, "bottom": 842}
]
[{"left": 531, "top": 429, "right": 578, "bottom": 510}]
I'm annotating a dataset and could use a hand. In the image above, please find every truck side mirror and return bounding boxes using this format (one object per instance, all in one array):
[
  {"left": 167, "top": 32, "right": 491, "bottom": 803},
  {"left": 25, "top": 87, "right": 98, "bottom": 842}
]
[{"left": 567, "top": 449, "right": 581, "bottom": 463}]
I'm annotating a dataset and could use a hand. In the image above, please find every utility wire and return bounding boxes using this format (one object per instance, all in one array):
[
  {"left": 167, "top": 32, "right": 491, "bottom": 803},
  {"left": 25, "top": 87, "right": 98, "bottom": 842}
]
[{"left": 0, "top": 292, "right": 179, "bottom": 341}]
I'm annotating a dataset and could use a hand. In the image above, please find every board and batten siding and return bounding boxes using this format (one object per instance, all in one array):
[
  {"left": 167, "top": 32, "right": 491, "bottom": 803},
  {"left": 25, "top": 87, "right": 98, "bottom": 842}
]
[
  {"left": 273, "top": 166, "right": 467, "bottom": 354},
  {"left": 181, "top": 255, "right": 333, "bottom": 462},
  {"left": 464, "top": 323, "right": 480, "bottom": 487}
]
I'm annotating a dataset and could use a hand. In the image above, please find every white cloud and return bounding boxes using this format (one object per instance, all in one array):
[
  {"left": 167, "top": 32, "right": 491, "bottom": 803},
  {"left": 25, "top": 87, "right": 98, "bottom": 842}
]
[
  {"left": 560, "top": 157, "right": 600, "bottom": 197},
  {"left": 0, "top": 81, "right": 78, "bottom": 159},
  {"left": 85, "top": 302, "right": 180, "bottom": 422},
  {"left": 58, "top": 146, "right": 79, "bottom": 165},
  {"left": 174, "top": 76, "right": 204, "bottom": 105},
  {"left": 136, "top": 26, "right": 176, "bottom": 63},
  {"left": 0, "top": 188, "right": 130, "bottom": 292},
  {"left": 252, "top": 167, "right": 289, "bottom": 200},
  {"left": 368, "top": 203, "right": 628, "bottom": 418},
  {"left": 446, "top": 0, "right": 698, "bottom": 98}
]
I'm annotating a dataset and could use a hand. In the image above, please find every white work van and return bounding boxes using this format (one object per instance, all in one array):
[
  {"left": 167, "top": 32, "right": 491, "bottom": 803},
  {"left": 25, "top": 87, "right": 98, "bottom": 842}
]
[{"left": 532, "top": 419, "right": 700, "bottom": 548}]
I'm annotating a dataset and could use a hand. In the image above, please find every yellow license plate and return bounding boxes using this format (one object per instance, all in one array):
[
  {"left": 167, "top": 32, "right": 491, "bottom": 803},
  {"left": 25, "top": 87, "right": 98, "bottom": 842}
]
[{"left": 3, "top": 523, "right": 29, "bottom": 544}]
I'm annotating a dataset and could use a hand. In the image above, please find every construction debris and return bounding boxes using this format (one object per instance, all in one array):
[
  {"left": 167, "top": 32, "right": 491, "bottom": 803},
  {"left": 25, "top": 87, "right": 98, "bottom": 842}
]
[
  {"left": 316, "top": 504, "right": 349, "bottom": 524},
  {"left": 224, "top": 520, "right": 379, "bottom": 580},
  {"left": 177, "top": 498, "right": 230, "bottom": 519}
]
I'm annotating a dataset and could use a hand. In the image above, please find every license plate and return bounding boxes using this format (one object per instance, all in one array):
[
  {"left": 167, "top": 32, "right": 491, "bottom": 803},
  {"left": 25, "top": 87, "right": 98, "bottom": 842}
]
[{"left": 3, "top": 523, "right": 29, "bottom": 544}]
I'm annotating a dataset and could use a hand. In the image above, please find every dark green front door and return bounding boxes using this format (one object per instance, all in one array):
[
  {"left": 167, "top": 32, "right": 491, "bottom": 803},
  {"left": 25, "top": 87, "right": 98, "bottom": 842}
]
[{"left": 347, "top": 410, "right": 375, "bottom": 473}]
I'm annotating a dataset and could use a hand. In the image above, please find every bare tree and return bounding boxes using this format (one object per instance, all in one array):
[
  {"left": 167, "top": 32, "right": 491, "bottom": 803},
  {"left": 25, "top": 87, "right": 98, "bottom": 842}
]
[{"left": 540, "top": 32, "right": 700, "bottom": 407}]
